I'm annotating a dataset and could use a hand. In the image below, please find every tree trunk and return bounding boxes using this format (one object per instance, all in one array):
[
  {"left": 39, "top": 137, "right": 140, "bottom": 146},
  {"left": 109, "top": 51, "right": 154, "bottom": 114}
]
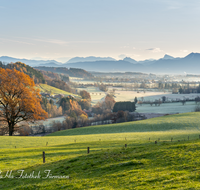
[{"left": 9, "top": 124, "right": 14, "bottom": 136}]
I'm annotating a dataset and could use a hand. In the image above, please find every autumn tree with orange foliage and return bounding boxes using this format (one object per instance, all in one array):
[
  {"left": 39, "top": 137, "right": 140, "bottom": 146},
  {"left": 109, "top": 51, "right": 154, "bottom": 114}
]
[
  {"left": 59, "top": 96, "right": 88, "bottom": 117},
  {"left": 0, "top": 68, "right": 48, "bottom": 136}
]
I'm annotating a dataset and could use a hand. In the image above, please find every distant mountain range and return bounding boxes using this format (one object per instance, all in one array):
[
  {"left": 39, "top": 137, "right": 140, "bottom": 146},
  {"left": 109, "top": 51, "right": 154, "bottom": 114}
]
[
  {"left": 1, "top": 53, "right": 200, "bottom": 74},
  {"left": 67, "top": 56, "right": 116, "bottom": 63},
  {"left": 0, "top": 56, "right": 61, "bottom": 67},
  {"left": 0, "top": 56, "right": 116, "bottom": 67}
]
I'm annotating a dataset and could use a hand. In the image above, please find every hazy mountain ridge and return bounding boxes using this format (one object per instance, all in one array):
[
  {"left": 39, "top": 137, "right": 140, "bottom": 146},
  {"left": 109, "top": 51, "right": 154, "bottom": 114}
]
[
  {"left": 62, "top": 53, "right": 200, "bottom": 74},
  {"left": 162, "top": 54, "right": 174, "bottom": 60},
  {"left": 1, "top": 53, "right": 200, "bottom": 74},
  {"left": 62, "top": 60, "right": 144, "bottom": 72},
  {"left": 0, "top": 56, "right": 61, "bottom": 67},
  {"left": 67, "top": 56, "right": 116, "bottom": 63},
  {"left": 34, "top": 66, "right": 93, "bottom": 78}
]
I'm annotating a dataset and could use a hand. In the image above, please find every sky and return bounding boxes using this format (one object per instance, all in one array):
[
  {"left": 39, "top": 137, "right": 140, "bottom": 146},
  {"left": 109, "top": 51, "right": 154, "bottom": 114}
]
[{"left": 0, "top": 0, "right": 200, "bottom": 62}]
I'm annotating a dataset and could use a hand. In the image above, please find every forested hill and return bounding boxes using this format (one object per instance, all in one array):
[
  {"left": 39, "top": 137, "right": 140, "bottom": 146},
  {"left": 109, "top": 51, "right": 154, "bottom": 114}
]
[
  {"left": 0, "top": 62, "right": 74, "bottom": 94},
  {"left": 34, "top": 66, "right": 93, "bottom": 78},
  {"left": 0, "top": 61, "right": 45, "bottom": 84}
]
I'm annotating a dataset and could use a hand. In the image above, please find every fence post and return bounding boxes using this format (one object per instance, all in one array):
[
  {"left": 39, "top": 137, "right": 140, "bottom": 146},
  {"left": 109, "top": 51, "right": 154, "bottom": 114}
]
[
  {"left": 155, "top": 141, "right": 157, "bottom": 144},
  {"left": 87, "top": 147, "right": 90, "bottom": 154},
  {"left": 125, "top": 144, "right": 127, "bottom": 148},
  {"left": 43, "top": 151, "right": 45, "bottom": 163}
]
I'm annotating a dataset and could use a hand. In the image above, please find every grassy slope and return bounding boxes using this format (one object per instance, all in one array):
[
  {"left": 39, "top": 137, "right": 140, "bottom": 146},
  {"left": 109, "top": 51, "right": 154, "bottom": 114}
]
[
  {"left": 36, "top": 84, "right": 80, "bottom": 97},
  {"left": 1, "top": 139, "right": 200, "bottom": 189},
  {"left": 1, "top": 112, "right": 200, "bottom": 189},
  {"left": 48, "top": 112, "right": 200, "bottom": 136}
]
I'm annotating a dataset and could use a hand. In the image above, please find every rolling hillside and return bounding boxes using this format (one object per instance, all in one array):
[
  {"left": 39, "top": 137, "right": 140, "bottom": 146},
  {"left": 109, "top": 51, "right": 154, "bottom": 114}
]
[
  {"left": 34, "top": 67, "right": 93, "bottom": 78},
  {"left": 0, "top": 61, "right": 45, "bottom": 83},
  {"left": 48, "top": 112, "right": 200, "bottom": 136},
  {"left": 1, "top": 112, "right": 200, "bottom": 189},
  {"left": 36, "top": 84, "right": 80, "bottom": 98}
]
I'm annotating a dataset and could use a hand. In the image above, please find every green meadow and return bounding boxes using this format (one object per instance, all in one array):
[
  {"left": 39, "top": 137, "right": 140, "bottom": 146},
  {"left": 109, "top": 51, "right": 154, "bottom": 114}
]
[
  {"left": 36, "top": 84, "right": 80, "bottom": 97},
  {"left": 1, "top": 112, "right": 200, "bottom": 189}
]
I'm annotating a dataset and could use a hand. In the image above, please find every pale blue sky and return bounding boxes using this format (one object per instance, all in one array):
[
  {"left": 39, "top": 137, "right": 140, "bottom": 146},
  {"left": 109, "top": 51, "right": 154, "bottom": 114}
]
[{"left": 0, "top": 0, "right": 200, "bottom": 62}]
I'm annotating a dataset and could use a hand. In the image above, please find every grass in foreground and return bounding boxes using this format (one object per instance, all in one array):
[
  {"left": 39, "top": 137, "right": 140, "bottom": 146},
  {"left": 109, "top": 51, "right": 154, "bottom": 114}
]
[
  {"left": 1, "top": 112, "right": 200, "bottom": 189},
  {"left": 1, "top": 139, "right": 200, "bottom": 189}
]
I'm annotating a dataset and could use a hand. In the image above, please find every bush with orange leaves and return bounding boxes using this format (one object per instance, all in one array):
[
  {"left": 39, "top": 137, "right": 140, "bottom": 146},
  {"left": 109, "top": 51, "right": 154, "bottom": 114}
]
[{"left": 0, "top": 68, "right": 48, "bottom": 136}]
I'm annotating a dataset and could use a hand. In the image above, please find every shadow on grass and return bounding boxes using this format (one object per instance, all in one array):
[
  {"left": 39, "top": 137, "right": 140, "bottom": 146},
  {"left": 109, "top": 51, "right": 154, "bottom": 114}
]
[{"left": 2, "top": 140, "right": 197, "bottom": 189}]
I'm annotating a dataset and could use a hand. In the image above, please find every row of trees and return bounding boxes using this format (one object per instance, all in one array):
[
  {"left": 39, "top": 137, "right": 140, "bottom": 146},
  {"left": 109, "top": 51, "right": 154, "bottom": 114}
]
[
  {"left": 179, "top": 85, "right": 200, "bottom": 94},
  {"left": 50, "top": 110, "right": 136, "bottom": 131}
]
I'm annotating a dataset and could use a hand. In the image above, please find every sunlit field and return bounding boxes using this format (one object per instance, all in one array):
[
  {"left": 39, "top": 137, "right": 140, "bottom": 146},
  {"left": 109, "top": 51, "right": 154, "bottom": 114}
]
[
  {"left": 76, "top": 86, "right": 200, "bottom": 114},
  {"left": 1, "top": 112, "right": 200, "bottom": 189},
  {"left": 36, "top": 84, "right": 80, "bottom": 97},
  {"left": 136, "top": 101, "right": 198, "bottom": 114},
  {"left": 113, "top": 90, "right": 171, "bottom": 102}
]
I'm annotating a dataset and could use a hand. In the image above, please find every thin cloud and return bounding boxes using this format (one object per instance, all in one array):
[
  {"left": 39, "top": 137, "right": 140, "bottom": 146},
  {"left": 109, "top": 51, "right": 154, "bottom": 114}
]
[
  {"left": 34, "top": 39, "right": 68, "bottom": 45},
  {"left": 25, "top": 38, "right": 103, "bottom": 46},
  {"left": 146, "top": 48, "right": 163, "bottom": 53},
  {"left": 180, "top": 49, "right": 188, "bottom": 53},
  {"left": 120, "top": 46, "right": 137, "bottom": 50},
  {"left": 71, "top": 41, "right": 103, "bottom": 44},
  {"left": 0, "top": 38, "right": 34, "bottom": 45}
]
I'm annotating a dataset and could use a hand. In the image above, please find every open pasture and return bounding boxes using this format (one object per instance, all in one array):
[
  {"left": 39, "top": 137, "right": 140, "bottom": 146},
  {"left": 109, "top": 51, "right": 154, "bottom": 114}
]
[
  {"left": 2, "top": 137, "right": 200, "bottom": 189},
  {"left": 113, "top": 90, "right": 171, "bottom": 102},
  {"left": 36, "top": 84, "right": 79, "bottom": 97},
  {"left": 138, "top": 93, "right": 200, "bottom": 102},
  {"left": 113, "top": 90, "right": 200, "bottom": 103},
  {"left": 1, "top": 112, "right": 200, "bottom": 189},
  {"left": 137, "top": 101, "right": 198, "bottom": 114}
]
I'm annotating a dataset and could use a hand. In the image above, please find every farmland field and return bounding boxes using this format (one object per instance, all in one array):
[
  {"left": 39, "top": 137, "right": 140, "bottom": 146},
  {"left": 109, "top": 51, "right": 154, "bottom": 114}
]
[
  {"left": 36, "top": 84, "right": 80, "bottom": 97},
  {"left": 136, "top": 101, "right": 198, "bottom": 114},
  {"left": 113, "top": 90, "right": 171, "bottom": 102},
  {"left": 76, "top": 86, "right": 200, "bottom": 113},
  {"left": 111, "top": 90, "right": 200, "bottom": 103},
  {"left": 1, "top": 113, "right": 200, "bottom": 189},
  {"left": 76, "top": 87, "right": 171, "bottom": 105}
]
